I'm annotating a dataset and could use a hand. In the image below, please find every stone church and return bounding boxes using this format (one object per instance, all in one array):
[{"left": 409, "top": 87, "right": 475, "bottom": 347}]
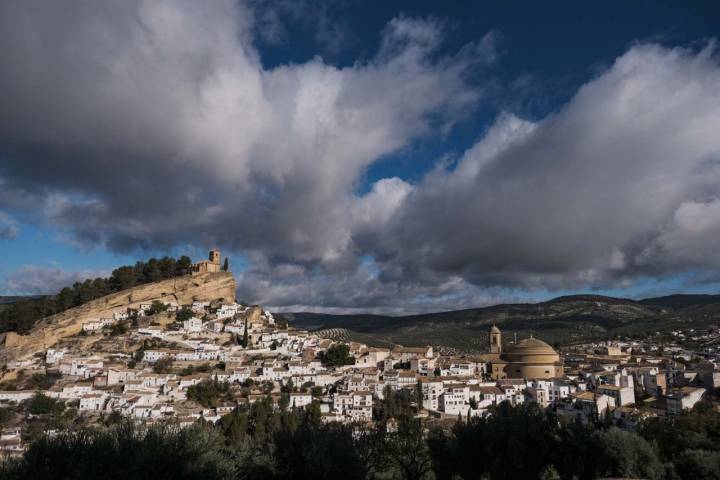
[
  {"left": 485, "top": 325, "right": 564, "bottom": 379},
  {"left": 191, "top": 249, "right": 222, "bottom": 275}
]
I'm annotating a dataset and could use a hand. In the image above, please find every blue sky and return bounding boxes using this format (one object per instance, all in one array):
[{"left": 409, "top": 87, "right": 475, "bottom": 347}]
[{"left": 1, "top": 0, "right": 720, "bottom": 312}]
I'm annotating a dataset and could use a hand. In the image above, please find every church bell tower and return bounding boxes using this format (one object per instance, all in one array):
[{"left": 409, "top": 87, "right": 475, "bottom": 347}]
[{"left": 489, "top": 325, "right": 502, "bottom": 354}]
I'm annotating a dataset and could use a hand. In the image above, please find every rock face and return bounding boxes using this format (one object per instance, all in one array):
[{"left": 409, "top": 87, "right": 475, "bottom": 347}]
[{"left": 0, "top": 272, "right": 236, "bottom": 361}]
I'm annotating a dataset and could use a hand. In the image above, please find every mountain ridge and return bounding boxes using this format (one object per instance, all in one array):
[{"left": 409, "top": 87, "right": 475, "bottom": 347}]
[{"left": 277, "top": 293, "right": 720, "bottom": 349}]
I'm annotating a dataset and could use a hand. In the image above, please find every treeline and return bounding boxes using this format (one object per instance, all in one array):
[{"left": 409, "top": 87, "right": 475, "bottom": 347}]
[
  {"left": 2, "top": 400, "right": 720, "bottom": 480},
  {"left": 0, "top": 256, "right": 193, "bottom": 334}
]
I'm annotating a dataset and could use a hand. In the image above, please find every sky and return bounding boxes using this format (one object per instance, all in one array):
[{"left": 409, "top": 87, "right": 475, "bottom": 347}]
[{"left": 1, "top": 0, "right": 720, "bottom": 314}]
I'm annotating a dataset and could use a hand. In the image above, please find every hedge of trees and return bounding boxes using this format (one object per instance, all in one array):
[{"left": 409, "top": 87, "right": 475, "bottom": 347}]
[
  {"left": 2, "top": 399, "right": 720, "bottom": 479},
  {"left": 0, "top": 256, "right": 193, "bottom": 334}
]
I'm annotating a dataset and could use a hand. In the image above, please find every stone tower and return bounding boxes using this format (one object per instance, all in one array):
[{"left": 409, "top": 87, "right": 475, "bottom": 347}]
[
  {"left": 489, "top": 325, "right": 502, "bottom": 354},
  {"left": 210, "top": 249, "right": 221, "bottom": 265}
]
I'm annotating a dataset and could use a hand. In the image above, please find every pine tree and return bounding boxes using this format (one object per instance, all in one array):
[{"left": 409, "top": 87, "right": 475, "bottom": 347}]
[
  {"left": 222, "top": 258, "right": 229, "bottom": 271},
  {"left": 242, "top": 318, "right": 249, "bottom": 348}
]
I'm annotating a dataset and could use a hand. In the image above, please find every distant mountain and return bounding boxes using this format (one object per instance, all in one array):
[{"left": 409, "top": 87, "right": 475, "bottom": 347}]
[
  {"left": 0, "top": 295, "right": 46, "bottom": 305},
  {"left": 277, "top": 293, "right": 720, "bottom": 350},
  {"left": 640, "top": 294, "right": 720, "bottom": 309}
]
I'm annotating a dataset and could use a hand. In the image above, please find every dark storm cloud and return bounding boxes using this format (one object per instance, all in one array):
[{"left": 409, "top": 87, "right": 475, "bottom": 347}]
[{"left": 1, "top": 0, "right": 719, "bottom": 311}]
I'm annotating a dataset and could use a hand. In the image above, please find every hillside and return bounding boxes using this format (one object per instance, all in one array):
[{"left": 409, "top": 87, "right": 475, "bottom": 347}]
[
  {"left": 0, "top": 271, "right": 236, "bottom": 362},
  {"left": 279, "top": 294, "right": 720, "bottom": 350}
]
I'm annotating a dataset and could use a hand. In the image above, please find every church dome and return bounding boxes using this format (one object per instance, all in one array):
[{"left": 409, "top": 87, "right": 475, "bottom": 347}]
[
  {"left": 490, "top": 325, "right": 501, "bottom": 334},
  {"left": 502, "top": 336, "right": 560, "bottom": 366},
  {"left": 508, "top": 337, "right": 556, "bottom": 355}
]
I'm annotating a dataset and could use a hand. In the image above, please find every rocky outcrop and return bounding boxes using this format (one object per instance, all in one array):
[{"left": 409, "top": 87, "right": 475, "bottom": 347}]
[{"left": 0, "top": 272, "right": 236, "bottom": 361}]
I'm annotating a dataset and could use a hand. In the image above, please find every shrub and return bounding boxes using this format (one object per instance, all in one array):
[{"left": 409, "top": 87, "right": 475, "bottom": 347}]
[
  {"left": 187, "top": 379, "right": 232, "bottom": 408},
  {"left": 23, "top": 392, "right": 65, "bottom": 416},
  {"left": 321, "top": 343, "right": 355, "bottom": 367}
]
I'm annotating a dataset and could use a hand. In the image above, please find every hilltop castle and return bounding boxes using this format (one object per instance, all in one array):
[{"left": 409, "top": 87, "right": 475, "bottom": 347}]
[{"left": 191, "top": 249, "right": 222, "bottom": 275}]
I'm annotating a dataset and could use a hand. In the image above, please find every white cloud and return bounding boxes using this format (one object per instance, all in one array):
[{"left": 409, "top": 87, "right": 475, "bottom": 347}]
[
  {"left": 1, "top": 266, "right": 109, "bottom": 295},
  {"left": 382, "top": 42, "right": 720, "bottom": 291},
  {"left": 0, "top": 212, "right": 19, "bottom": 240},
  {"left": 1, "top": 1, "right": 720, "bottom": 311}
]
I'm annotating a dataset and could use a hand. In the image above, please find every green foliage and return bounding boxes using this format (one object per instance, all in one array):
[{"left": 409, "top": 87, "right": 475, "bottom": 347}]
[
  {"left": 320, "top": 343, "right": 355, "bottom": 367},
  {"left": 0, "top": 255, "right": 193, "bottom": 334},
  {"left": 27, "top": 371, "right": 62, "bottom": 390},
  {"left": 152, "top": 357, "right": 174, "bottom": 374},
  {"left": 673, "top": 449, "right": 720, "bottom": 480},
  {"left": 640, "top": 402, "right": 720, "bottom": 459},
  {"left": 241, "top": 318, "right": 249, "bottom": 348},
  {"left": 0, "top": 406, "right": 15, "bottom": 426},
  {"left": 23, "top": 392, "right": 65, "bottom": 416},
  {"left": 148, "top": 300, "right": 168, "bottom": 316},
  {"left": 274, "top": 417, "right": 366, "bottom": 480},
  {"left": 108, "top": 321, "right": 129, "bottom": 336},
  {"left": 374, "top": 385, "right": 416, "bottom": 422},
  {"left": 176, "top": 308, "right": 194, "bottom": 322},
  {"left": 179, "top": 363, "right": 212, "bottom": 377},
  {"left": 0, "top": 421, "right": 234, "bottom": 480},
  {"left": 187, "top": 379, "right": 232, "bottom": 408},
  {"left": 390, "top": 414, "right": 433, "bottom": 480},
  {"left": 222, "top": 258, "right": 229, "bottom": 272},
  {"left": 593, "top": 427, "right": 663, "bottom": 480},
  {"left": 6, "top": 398, "right": 720, "bottom": 480},
  {"left": 0, "top": 371, "right": 61, "bottom": 391}
]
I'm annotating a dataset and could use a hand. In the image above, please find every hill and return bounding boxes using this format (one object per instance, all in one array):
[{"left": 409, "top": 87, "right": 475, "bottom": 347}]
[
  {"left": 0, "top": 271, "right": 236, "bottom": 362},
  {"left": 279, "top": 294, "right": 720, "bottom": 350}
]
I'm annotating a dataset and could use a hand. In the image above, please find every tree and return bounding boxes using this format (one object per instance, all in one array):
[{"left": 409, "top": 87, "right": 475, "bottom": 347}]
[
  {"left": 594, "top": 427, "right": 663, "bottom": 480},
  {"left": 673, "top": 449, "right": 720, "bottom": 480},
  {"left": 108, "top": 321, "right": 129, "bottom": 336},
  {"left": 176, "top": 308, "right": 193, "bottom": 322},
  {"left": 281, "top": 378, "right": 295, "bottom": 394},
  {"left": 142, "top": 258, "right": 163, "bottom": 283},
  {"left": 1, "top": 255, "right": 194, "bottom": 335},
  {"left": 23, "top": 392, "right": 65, "bottom": 416},
  {"left": 321, "top": 343, "right": 355, "bottom": 367},
  {"left": 1, "top": 421, "right": 234, "bottom": 480},
  {"left": 148, "top": 300, "right": 168, "bottom": 316},
  {"left": 222, "top": 258, "right": 229, "bottom": 272},
  {"left": 153, "top": 357, "right": 174, "bottom": 374},
  {"left": 187, "top": 379, "right": 231, "bottom": 408},
  {"left": 176, "top": 255, "right": 192, "bottom": 276},
  {"left": 0, "top": 407, "right": 15, "bottom": 426},
  {"left": 391, "top": 414, "right": 433, "bottom": 480},
  {"left": 241, "top": 318, "right": 249, "bottom": 348},
  {"left": 274, "top": 419, "right": 366, "bottom": 480},
  {"left": 355, "top": 421, "right": 392, "bottom": 478}
]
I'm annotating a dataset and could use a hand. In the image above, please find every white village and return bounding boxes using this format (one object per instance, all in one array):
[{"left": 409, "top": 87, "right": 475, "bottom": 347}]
[{"left": 1, "top": 250, "right": 715, "bottom": 457}]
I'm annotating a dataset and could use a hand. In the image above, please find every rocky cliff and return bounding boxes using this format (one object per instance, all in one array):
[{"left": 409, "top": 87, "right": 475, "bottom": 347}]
[{"left": 0, "top": 272, "right": 236, "bottom": 361}]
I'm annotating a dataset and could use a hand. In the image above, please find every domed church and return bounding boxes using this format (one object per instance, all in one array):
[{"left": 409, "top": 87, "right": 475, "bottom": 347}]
[{"left": 485, "top": 326, "right": 563, "bottom": 379}]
